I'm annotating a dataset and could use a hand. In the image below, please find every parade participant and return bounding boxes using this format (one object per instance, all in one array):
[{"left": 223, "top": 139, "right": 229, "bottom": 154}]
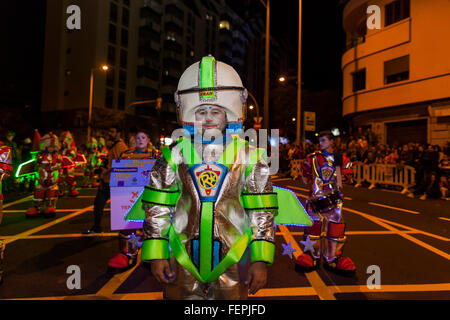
[
  {"left": 58, "top": 131, "right": 78, "bottom": 197},
  {"left": 0, "top": 141, "right": 13, "bottom": 284},
  {"left": 296, "top": 130, "right": 356, "bottom": 275},
  {"left": 81, "top": 137, "right": 102, "bottom": 188},
  {"left": 140, "top": 56, "right": 276, "bottom": 299},
  {"left": 83, "top": 126, "right": 127, "bottom": 234},
  {"left": 25, "top": 132, "right": 62, "bottom": 218},
  {"left": 3, "top": 131, "right": 18, "bottom": 193},
  {"left": 98, "top": 136, "right": 108, "bottom": 154},
  {"left": 108, "top": 130, "right": 157, "bottom": 272}
]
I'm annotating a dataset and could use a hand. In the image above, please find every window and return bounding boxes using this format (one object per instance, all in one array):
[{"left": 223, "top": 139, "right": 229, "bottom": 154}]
[
  {"left": 384, "top": 55, "right": 409, "bottom": 84},
  {"left": 119, "top": 70, "right": 127, "bottom": 89},
  {"left": 352, "top": 69, "right": 366, "bottom": 92},
  {"left": 122, "top": 8, "right": 129, "bottom": 26},
  {"left": 123, "top": 0, "right": 130, "bottom": 8},
  {"left": 121, "top": 28, "right": 128, "bottom": 47},
  {"left": 106, "top": 68, "right": 115, "bottom": 87},
  {"left": 219, "top": 20, "right": 230, "bottom": 30},
  {"left": 110, "top": 2, "right": 118, "bottom": 22},
  {"left": 385, "top": 0, "right": 410, "bottom": 27},
  {"left": 105, "top": 89, "right": 114, "bottom": 108},
  {"left": 118, "top": 91, "right": 126, "bottom": 110},
  {"left": 107, "top": 46, "right": 116, "bottom": 65},
  {"left": 109, "top": 24, "right": 117, "bottom": 43},
  {"left": 120, "top": 49, "right": 127, "bottom": 68}
]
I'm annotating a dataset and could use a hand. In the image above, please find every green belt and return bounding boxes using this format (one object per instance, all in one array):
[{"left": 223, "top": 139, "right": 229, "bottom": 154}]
[{"left": 169, "top": 224, "right": 251, "bottom": 283}]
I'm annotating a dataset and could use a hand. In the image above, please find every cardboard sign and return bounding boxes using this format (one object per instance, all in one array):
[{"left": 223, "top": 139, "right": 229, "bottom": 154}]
[{"left": 110, "top": 159, "right": 156, "bottom": 231}]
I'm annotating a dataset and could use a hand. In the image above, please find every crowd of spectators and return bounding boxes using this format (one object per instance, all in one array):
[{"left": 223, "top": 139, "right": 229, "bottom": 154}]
[{"left": 279, "top": 127, "right": 450, "bottom": 200}]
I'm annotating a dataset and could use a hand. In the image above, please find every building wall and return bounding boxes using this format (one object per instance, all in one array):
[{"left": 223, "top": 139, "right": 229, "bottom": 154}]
[
  {"left": 41, "top": 0, "right": 141, "bottom": 133},
  {"left": 341, "top": 0, "right": 450, "bottom": 146}
]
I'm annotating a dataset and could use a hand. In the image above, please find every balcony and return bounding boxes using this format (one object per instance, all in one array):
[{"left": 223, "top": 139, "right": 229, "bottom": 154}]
[
  {"left": 164, "top": 14, "right": 183, "bottom": 27},
  {"left": 342, "top": 18, "right": 411, "bottom": 69},
  {"left": 141, "top": 19, "right": 161, "bottom": 33},
  {"left": 137, "top": 77, "right": 159, "bottom": 90},
  {"left": 140, "top": 6, "right": 160, "bottom": 22},
  {"left": 138, "top": 57, "right": 160, "bottom": 71}
]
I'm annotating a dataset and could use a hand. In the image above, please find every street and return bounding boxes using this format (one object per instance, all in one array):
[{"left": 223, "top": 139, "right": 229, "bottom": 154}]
[{"left": 0, "top": 176, "right": 449, "bottom": 300}]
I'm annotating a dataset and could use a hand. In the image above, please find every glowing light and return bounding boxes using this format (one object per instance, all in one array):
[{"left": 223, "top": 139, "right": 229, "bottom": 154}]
[
  {"left": 15, "top": 158, "right": 37, "bottom": 178},
  {"left": 279, "top": 76, "right": 286, "bottom": 82},
  {"left": 101, "top": 65, "right": 109, "bottom": 71},
  {"left": 249, "top": 105, "right": 254, "bottom": 110},
  {"left": 292, "top": 118, "right": 296, "bottom": 122}
]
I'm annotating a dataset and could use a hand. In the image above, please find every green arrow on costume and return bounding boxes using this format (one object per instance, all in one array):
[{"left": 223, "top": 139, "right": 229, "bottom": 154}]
[
  {"left": 200, "top": 56, "right": 216, "bottom": 100},
  {"left": 273, "top": 186, "right": 312, "bottom": 226}
]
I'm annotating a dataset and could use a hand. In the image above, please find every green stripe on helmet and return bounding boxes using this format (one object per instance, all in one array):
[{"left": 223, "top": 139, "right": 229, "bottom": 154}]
[{"left": 200, "top": 56, "right": 216, "bottom": 100}]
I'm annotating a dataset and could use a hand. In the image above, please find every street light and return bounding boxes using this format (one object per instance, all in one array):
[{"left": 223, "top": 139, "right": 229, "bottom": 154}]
[
  {"left": 279, "top": 76, "right": 286, "bottom": 82},
  {"left": 87, "top": 64, "right": 109, "bottom": 142},
  {"left": 249, "top": 105, "right": 254, "bottom": 110}
]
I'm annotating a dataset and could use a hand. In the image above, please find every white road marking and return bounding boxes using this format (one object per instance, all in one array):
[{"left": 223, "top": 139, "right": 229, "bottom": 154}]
[{"left": 368, "top": 202, "right": 420, "bottom": 215}]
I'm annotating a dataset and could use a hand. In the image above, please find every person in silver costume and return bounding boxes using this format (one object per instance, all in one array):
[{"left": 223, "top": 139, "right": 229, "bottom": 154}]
[
  {"left": 296, "top": 131, "right": 356, "bottom": 275},
  {"left": 140, "top": 56, "right": 276, "bottom": 299}
]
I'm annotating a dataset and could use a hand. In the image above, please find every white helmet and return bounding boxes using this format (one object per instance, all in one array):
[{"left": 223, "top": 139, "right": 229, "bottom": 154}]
[{"left": 174, "top": 56, "right": 248, "bottom": 129}]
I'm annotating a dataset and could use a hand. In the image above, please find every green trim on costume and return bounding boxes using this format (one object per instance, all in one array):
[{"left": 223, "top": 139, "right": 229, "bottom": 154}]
[
  {"left": 169, "top": 225, "right": 251, "bottom": 283},
  {"left": 200, "top": 56, "right": 216, "bottom": 100},
  {"left": 241, "top": 192, "right": 278, "bottom": 211},
  {"left": 199, "top": 202, "right": 214, "bottom": 278},
  {"left": 273, "top": 186, "right": 313, "bottom": 226},
  {"left": 178, "top": 137, "right": 201, "bottom": 167},
  {"left": 217, "top": 137, "right": 248, "bottom": 169},
  {"left": 142, "top": 186, "right": 180, "bottom": 206},
  {"left": 250, "top": 240, "right": 275, "bottom": 265},
  {"left": 161, "top": 146, "right": 177, "bottom": 173},
  {"left": 140, "top": 239, "right": 169, "bottom": 261}
]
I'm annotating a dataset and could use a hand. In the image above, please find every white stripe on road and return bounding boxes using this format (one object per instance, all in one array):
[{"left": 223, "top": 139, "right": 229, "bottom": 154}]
[
  {"left": 368, "top": 202, "right": 420, "bottom": 215},
  {"left": 344, "top": 207, "right": 450, "bottom": 260},
  {"left": 287, "top": 185, "right": 352, "bottom": 200}
]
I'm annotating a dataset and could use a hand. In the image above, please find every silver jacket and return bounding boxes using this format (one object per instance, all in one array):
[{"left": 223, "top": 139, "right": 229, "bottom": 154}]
[{"left": 142, "top": 140, "right": 275, "bottom": 299}]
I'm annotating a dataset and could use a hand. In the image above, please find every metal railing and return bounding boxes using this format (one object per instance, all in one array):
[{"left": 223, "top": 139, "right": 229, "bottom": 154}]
[
  {"left": 288, "top": 160, "right": 416, "bottom": 194},
  {"left": 352, "top": 163, "right": 415, "bottom": 193}
]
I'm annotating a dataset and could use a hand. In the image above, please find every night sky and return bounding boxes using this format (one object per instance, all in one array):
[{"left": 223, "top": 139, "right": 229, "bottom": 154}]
[{"left": 228, "top": 0, "right": 346, "bottom": 92}]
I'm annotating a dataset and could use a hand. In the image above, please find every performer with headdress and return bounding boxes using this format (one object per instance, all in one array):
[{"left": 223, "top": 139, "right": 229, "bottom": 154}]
[
  {"left": 25, "top": 132, "right": 62, "bottom": 218},
  {"left": 58, "top": 131, "right": 79, "bottom": 197}
]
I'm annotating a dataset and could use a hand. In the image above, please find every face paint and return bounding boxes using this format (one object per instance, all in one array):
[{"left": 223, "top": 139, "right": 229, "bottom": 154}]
[{"left": 195, "top": 106, "right": 227, "bottom": 136}]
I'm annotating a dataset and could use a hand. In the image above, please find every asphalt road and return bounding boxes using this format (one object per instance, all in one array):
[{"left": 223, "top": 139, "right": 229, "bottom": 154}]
[{"left": 0, "top": 176, "right": 449, "bottom": 300}]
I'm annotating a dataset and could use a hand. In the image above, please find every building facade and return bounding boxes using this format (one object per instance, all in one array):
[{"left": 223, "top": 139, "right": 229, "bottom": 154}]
[
  {"left": 42, "top": 0, "right": 266, "bottom": 143},
  {"left": 342, "top": 0, "right": 450, "bottom": 147},
  {"left": 41, "top": 0, "right": 141, "bottom": 142}
]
